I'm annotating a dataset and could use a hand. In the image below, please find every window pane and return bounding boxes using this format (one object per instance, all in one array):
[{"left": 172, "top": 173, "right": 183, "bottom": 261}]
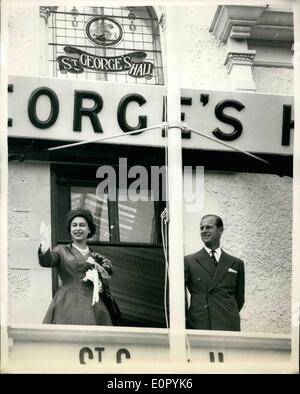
[
  {"left": 71, "top": 186, "right": 109, "bottom": 241},
  {"left": 118, "top": 191, "right": 157, "bottom": 243}
]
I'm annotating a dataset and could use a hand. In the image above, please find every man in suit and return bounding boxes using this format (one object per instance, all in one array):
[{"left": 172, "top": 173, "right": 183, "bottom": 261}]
[{"left": 184, "top": 214, "right": 245, "bottom": 331}]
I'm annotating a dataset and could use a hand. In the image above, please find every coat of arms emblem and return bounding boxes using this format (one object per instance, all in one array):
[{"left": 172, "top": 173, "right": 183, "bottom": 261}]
[{"left": 85, "top": 17, "right": 123, "bottom": 47}]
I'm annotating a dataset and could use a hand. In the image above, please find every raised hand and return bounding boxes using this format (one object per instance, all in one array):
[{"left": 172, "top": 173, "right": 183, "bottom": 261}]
[{"left": 40, "top": 221, "right": 51, "bottom": 253}]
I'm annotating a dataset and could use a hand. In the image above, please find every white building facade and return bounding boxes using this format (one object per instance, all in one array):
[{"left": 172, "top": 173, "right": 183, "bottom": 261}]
[{"left": 3, "top": 2, "right": 297, "bottom": 373}]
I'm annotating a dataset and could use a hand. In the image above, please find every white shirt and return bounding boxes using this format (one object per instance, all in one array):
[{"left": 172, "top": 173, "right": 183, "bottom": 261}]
[{"left": 204, "top": 246, "right": 222, "bottom": 263}]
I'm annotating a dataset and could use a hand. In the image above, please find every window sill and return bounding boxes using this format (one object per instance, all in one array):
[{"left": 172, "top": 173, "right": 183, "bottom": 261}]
[{"left": 7, "top": 324, "right": 291, "bottom": 350}]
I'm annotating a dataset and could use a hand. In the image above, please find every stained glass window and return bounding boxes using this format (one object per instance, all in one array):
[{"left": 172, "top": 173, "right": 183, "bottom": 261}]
[{"left": 47, "top": 6, "right": 164, "bottom": 85}]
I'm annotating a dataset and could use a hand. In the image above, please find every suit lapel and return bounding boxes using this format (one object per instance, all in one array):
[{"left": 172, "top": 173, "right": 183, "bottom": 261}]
[
  {"left": 195, "top": 248, "right": 216, "bottom": 278},
  {"left": 208, "top": 250, "right": 234, "bottom": 291}
]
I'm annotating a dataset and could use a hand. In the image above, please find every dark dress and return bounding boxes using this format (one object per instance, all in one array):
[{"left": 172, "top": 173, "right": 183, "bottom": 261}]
[{"left": 38, "top": 244, "right": 112, "bottom": 326}]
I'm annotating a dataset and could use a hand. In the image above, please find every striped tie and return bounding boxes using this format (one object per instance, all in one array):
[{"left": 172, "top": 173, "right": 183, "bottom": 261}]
[{"left": 210, "top": 250, "right": 218, "bottom": 267}]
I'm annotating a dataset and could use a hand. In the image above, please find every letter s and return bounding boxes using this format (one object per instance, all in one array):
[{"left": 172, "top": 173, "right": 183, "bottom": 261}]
[
  {"left": 212, "top": 100, "right": 245, "bottom": 141},
  {"left": 61, "top": 57, "right": 72, "bottom": 70}
]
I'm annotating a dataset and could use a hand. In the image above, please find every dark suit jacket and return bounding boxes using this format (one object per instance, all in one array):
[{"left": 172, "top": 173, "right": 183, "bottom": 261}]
[{"left": 185, "top": 248, "right": 245, "bottom": 331}]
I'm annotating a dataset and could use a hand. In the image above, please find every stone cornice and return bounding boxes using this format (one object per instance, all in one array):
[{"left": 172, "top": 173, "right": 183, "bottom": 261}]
[
  {"left": 210, "top": 5, "right": 293, "bottom": 45},
  {"left": 225, "top": 51, "right": 256, "bottom": 73}
]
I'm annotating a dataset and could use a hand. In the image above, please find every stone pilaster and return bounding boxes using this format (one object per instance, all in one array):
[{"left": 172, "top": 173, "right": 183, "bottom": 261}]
[{"left": 39, "top": 7, "right": 56, "bottom": 25}]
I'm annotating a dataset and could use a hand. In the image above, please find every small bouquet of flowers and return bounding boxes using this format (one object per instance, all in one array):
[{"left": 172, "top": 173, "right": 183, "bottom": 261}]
[
  {"left": 83, "top": 252, "right": 113, "bottom": 305},
  {"left": 91, "top": 252, "right": 113, "bottom": 278},
  {"left": 83, "top": 252, "right": 121, "bottom": 323}
]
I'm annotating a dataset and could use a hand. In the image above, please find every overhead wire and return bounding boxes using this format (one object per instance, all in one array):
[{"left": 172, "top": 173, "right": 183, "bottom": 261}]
[
  {"left": 47, "top": 123, "right": 164, "bottom": 151},
  {"left": 185, "top": 125, "right": 269, "bottom": 165}
]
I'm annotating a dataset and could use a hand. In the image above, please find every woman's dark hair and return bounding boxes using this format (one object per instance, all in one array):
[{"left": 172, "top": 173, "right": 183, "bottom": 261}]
[{"left": 66, "top": 208, "right": 96, "bottom": 238}]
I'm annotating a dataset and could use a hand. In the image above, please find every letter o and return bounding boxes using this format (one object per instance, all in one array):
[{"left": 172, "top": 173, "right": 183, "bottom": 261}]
[
  {"left": 28, "top": 87, "right": 59, "bottom": 129},
  {"left": 94, "top": 57, "right": 101, "bottom": 69}
]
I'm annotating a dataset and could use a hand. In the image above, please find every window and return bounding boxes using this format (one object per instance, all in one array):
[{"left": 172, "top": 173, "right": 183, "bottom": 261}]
[
  {"left": 69, "top": 186, "right": 160, "bottom": 244},
  {"left": 117, "top": 190, "right": 158, "bottom": 243},
  {"left": 52, "top": 163, "right": 167, "bottom": 328}
]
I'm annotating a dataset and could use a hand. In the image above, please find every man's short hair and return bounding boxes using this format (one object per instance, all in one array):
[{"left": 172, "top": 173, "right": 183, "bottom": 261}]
[{"left": 201, "top": 214, "right": 223, "bottom": 228}]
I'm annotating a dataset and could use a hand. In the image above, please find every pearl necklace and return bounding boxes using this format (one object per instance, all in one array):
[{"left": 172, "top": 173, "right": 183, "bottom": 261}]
[{"left": 72, "top": 243, "right": 89, "bottom": 255}]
